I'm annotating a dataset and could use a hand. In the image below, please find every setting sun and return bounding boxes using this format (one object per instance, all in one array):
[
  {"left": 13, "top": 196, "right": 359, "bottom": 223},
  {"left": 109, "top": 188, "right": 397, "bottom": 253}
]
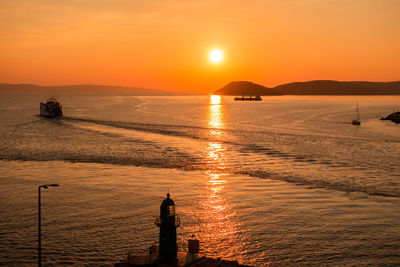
[{"left": 209, "top": 50, "right": 223, "bottom": 63}]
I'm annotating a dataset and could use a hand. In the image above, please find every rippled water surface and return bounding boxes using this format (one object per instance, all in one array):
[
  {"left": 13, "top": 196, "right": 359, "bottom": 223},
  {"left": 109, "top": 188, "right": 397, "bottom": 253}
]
[{"left": 1, "top": 94, "right": 400, "bottom": 266}]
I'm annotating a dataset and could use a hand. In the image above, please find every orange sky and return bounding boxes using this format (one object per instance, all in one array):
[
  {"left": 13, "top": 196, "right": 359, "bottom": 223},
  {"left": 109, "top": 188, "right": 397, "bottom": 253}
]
[{"left": 0, "top": 0, "right": 399, "bottom": 94}]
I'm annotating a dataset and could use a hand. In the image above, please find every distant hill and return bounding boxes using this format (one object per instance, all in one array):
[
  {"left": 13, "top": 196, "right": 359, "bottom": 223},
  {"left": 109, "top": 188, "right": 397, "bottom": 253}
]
[
  {"left": 274, "top": 80, "right": 400, "bottom": 95},
  {"left": 214, "top": 81, "right": 282, "bottom": 96},
  {"left": 214, "top": 80, "right": 400, "bottom": 96},
  {"left": 0, "top": 84, "right": 190, "bottom": 95}
]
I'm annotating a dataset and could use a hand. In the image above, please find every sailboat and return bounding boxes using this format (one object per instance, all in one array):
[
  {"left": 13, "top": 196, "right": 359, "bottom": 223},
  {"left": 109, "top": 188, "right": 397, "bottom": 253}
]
[{"left": 352, "top": 102, "right": 361, "bottom": 125}]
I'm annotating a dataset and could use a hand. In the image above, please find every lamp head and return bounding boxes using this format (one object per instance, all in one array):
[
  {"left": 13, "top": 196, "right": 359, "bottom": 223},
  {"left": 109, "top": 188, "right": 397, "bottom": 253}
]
[{"left": 40, "top": 184, "right": 59, "bottom": 189}]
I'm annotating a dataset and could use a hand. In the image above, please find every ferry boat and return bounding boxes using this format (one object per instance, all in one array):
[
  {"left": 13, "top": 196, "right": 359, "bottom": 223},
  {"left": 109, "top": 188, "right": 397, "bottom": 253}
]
[
  {"left": 40, "top": 98, "right": 62, "bottom": 118},
  {"left": 234, "top": 95, "right": 262, "bottom": 101}
]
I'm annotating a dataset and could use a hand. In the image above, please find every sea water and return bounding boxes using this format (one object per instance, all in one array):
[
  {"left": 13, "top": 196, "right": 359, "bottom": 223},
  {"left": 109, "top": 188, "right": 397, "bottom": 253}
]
[{"left": 0, "top": 94, "right": 399, "bottom": 266}]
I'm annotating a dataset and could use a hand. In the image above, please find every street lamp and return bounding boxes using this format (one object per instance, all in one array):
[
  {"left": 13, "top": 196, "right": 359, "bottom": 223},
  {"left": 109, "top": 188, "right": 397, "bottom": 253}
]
[{"left": 38, "top": 184, "right": 59, "bottom": 267}]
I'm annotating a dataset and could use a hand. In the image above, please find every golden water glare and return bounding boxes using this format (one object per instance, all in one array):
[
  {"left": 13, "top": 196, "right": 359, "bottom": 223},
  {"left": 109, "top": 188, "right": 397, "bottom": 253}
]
[
  {"left": 210, "top": 95, "right": 221, "bottom": 105},
  {"left": 195, "top": 96, "right": 241, "bottom": 259},
  {"left": 208, "top": 96, "right": 224, "bottom": 137}
]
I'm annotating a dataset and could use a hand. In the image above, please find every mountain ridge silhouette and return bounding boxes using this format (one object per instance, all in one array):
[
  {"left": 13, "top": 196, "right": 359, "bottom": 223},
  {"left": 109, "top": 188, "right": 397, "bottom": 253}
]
[{"left": 214, "top": 80, "right": 400, "bottom": 95}]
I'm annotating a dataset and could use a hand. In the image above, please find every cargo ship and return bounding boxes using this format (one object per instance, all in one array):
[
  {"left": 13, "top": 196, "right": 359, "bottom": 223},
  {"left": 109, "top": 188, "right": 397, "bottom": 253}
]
[{"left": 234, "top": 95, "right": 262, "bottom": 101}]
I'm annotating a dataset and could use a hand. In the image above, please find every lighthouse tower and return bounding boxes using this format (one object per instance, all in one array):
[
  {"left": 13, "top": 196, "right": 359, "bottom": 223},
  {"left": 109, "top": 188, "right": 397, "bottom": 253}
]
[{"left": 156, "top": 193, "right": 180, "bottom": 263}]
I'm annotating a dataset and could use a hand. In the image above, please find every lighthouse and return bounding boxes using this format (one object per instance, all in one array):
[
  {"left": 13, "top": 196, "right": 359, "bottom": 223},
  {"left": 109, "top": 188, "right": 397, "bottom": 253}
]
[
  {"left": 155, "top": 193, "right": 180, "bottom": 263},
  {"left": 117, "top": 194, "right": 245, "bottom": 267}
]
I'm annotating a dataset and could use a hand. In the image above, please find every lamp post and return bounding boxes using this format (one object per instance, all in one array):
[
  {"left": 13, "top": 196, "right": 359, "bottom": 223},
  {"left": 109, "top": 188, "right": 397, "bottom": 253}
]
[{"left": 38, "top": 184, "right": 59, "bottom": 267}]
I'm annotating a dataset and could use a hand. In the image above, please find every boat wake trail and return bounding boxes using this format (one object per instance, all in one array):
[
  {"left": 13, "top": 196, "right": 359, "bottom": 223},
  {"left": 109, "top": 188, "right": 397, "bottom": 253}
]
[{"left": 1, "top": 115, "right": 399, "bottom": 199}]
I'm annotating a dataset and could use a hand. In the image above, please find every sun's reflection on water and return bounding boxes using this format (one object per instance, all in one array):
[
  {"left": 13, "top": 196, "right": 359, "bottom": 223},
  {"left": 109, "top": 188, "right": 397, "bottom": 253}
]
[
  {"left": 206, "top": 142, "right": 228, "bottom": 169},
  {"left": 208, "top": 96, "right": 225, "bottom": 137},
  {"left": 206, "top": 172, "right": 228, "bottom": 214},
  {"left": 192, "top": 96, "right": 241, "bottom": 260},
  {"left": 210, "top": 95, "right": 221, "bottom": 105}
]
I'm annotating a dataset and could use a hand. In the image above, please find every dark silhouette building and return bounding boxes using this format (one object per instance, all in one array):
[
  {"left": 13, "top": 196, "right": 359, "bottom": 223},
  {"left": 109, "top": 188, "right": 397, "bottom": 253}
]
[
  {"left": 116, "top": 194, "right": 249, "bottom": 266},
  {"left": 156, "top": 193, "right": 180, "bottom": 263}
]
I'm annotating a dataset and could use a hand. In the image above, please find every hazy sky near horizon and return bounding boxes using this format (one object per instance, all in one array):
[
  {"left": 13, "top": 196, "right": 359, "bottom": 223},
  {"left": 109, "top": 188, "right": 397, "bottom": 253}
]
[{"left": 1, "top": 0, "right": 399, "bottom": 93}]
